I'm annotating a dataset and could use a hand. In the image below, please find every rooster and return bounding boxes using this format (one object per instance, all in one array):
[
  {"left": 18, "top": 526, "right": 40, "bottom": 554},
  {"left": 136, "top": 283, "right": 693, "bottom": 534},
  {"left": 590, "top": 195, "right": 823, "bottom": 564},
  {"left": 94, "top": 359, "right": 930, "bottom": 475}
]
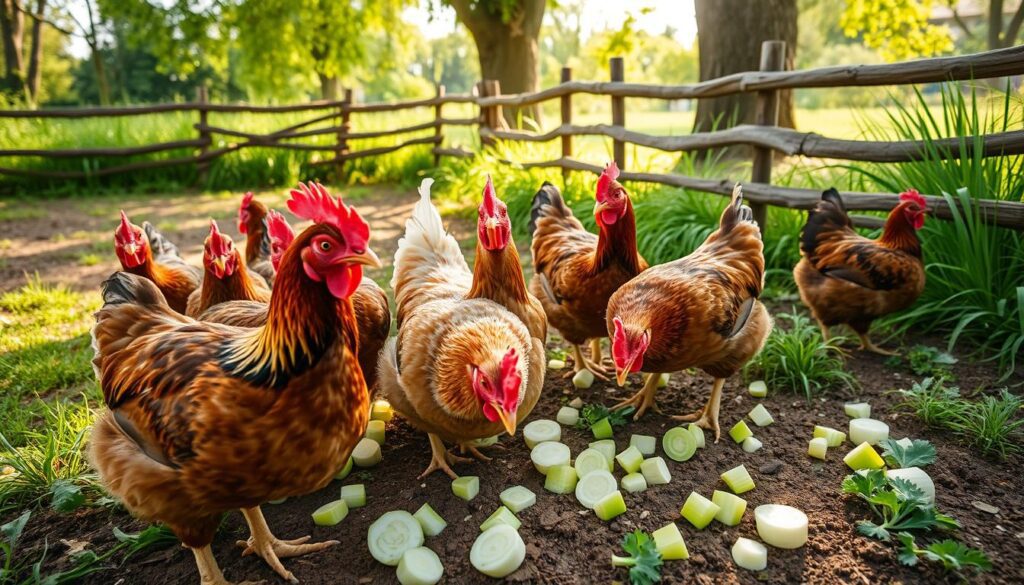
[
  {"left": 529, "top": 162, "right": 647, "bottom": 380},
  {"left": 185, "top": 220, "right": 271, "bottom": 318},
  {"left": 89, "top": 185, "right": 381, "bottom": 585},
  {"left": 238, "top": 191, "right": 277, "bottom": 285},
  {"left": 794, "top": 188, "right": 926, "bottom": 355},
  {"left": 378, "top": 178, "right": 545, "bottom": 478},
  {"left": 607, "top": 185, "right": 771, "bottom": 439},
  {"left": 113, "top": 211, "right": 201, "bottom": 314}
]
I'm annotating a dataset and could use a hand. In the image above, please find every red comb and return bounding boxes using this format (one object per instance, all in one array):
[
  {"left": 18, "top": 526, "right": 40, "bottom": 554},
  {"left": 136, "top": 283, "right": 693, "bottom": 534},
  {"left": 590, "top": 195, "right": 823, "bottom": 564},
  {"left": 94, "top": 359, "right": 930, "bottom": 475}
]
[
  {"left": 206, "top": 220, "right": 232, "bottom": 256},
  {"left": 287, "top": 182, "right": 370, "bottom": 248},
  {"left": 499, "top": 347, "right": 521, "bottom": 410},
  {"left": 118, "top": 210, "right": 133, "bottom": 235},
  {"left": 899, "top": 188, "right": 926, "bottom": 208},
  {"left": 596, "top": 161, "right": 620, "bottom": 199},
  {"left": 241, "top": 191, "right": 254, "bottom": 210},
  {"left": 481, "top": 175, "right": 498, "bottom": 216},
  {"left": 266, "top": 209, "right": 295, "bottom": 248}
]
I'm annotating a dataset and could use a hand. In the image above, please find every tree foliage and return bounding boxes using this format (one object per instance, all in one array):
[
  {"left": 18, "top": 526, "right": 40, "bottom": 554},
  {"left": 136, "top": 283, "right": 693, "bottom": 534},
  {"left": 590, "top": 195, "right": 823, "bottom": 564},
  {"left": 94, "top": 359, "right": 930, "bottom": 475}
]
[{"left": 840, "top": 0, "right": 954, "bottom": 61}]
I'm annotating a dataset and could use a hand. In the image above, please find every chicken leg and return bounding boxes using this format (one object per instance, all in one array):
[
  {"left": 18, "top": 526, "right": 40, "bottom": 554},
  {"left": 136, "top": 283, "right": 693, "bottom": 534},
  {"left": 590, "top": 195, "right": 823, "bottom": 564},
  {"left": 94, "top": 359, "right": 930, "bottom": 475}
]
[
  {"left": 236, "top": 506, "right": 337, "bottom": 584},
  {"left": 563, "top": 344, "right": 610, "bottom": 381},
  {"left": 672, "top": 378, "right": 726, "bottom": 442},
  {"left": 192, "top": 545, "right": 261, "bottom": 585},
  {"left": 613, "top": 373, "right": 662, "bottom": 419},
  {"left": 419, "top": 433, "right": 471, "bottom": 480},
  {"left": 855, "top": 332, "right": 897, "bottom": 356}
]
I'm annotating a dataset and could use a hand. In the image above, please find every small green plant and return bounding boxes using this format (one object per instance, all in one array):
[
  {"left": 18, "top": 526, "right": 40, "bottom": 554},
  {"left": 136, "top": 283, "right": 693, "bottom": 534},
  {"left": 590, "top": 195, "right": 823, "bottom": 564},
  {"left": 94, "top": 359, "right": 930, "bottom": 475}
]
[
  {"left": 886, "top": 345, "right": 957, "bottom": 379},
  {"left": 743, "top": 311, "right": 858, "bottom": 400},
  {"left": 896, "top": 533, "right": 991, "bottom": 576},
  {"left": 611, "top": 529, "right": 662, "bottom": 585},
  {"left": 842, "top": 469, "right": 959, "bottom": 541},
  {"left": 894, "top": 377, "right": 965, "bottom": 428},
  {"left": 576, "top": 403, "right": 634, "bottom": 431},
  {"left": 879, "top": 438, "right": 936, "bottom": 469}
]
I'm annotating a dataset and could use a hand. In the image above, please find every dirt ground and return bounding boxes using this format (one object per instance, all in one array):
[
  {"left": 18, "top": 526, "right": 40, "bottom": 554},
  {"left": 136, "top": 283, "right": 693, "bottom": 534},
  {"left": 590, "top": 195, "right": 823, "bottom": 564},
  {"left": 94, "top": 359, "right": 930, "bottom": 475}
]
[{"left": 2, "top": 189, "right": 1022, "bottom": 584}]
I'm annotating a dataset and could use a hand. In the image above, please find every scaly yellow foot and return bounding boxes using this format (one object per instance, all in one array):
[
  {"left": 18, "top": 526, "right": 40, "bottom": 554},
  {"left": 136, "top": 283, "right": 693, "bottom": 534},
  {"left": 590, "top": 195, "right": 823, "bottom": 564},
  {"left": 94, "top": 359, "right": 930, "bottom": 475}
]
[
  {"left": 237, "top": 507, "right": 336, "bottom": 584},
  {"left": 612, "top": 374, "right": 661, "bottom": 419},
  {"left": 419, "top": 434, "right": 471, "bottom": 480},
  {"left": 670, "top": 378, "right": 726, "bottom": 442},
  {"left": 563, "top": 344, "right": 610, "bottom": 381}
]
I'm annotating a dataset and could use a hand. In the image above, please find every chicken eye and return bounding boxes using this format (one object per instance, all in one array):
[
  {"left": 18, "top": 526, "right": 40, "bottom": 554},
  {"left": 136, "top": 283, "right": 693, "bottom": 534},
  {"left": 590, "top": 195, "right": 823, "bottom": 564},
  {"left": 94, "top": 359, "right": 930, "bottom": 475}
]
[{"left": 319, "top": 240, "right": 332, "bottom": 252}]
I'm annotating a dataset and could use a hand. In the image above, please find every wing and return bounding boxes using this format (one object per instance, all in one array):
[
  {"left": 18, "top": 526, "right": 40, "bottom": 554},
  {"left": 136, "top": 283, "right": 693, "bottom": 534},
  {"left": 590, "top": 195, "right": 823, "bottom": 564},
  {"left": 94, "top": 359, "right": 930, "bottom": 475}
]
[
  {"left": 198, "top": 300, "right": 268, "bottom": 327},
  {"left": 530, "top": 183, "right": 597, "bottom": 305}
]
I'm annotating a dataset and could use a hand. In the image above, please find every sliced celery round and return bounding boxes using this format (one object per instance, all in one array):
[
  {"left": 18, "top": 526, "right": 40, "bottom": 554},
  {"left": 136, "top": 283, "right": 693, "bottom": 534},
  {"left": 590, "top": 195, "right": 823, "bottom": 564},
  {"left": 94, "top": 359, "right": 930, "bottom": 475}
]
[
  {"left": 629, "top": 434, "right": 657, "bottom": 456},
  {"left": 742, "top": 437, "right": 763, "bottom": 453},
  {"left": 365, "top": 420, "right": 386, "bottom": 444},
  {"left": 480, "top": 505, "right": 521, "bottom": 531},
  {"left": 396, "top": 546, "right": 443, "bottom": 585},
  {"left": 530, "top": 441, "right": 571, "bottom": 475},
  {"left": 588, "top": 440, "right": 617, "bottom": 468},
  {"left": 340, "top": 483, "right": 366, "bottom": 508},
  {"left": 470, "top": 525, "right": 525, "bottom": 578},
  {"left": 368, "top": 511, "right": 424, "bottom": 566},
  {"left": 574, "top": 448, "right": 609, "bottom": 478},
  {"left": 499, "top": 485, "right": 537, "bottom": 513},
  {"left": 547, "top": 358, "right": 566, "bottom": 370},
  {"left": 712, "top": 490, "right": 747, "bottom": 526},
  {"left": 721, "top": 465, "right": 755, "bottom": 494},
  {"left": 615, "top": 445, "right": 644, "bottom": 474},
  {"left": 662, "top": 427, "right": 697, "bottom": 462},
  {"left": 556, "top": 406, "right": 580, "bottom": 426},
  {"left": 657, "top": 373, "right": 670, "bottom": 388},
  {"left": 620, "top": 472, "right": 648, "bottom": 494},
  {"left": 748, "top": 380, "right": 768, "bottom": 397},
  {"left": 591, "top": 417, "right": 614, "bottom": 439},
  {"left": 334, "top": 456, "right": 354, "bottom": 480},
  {"left": 680, "top": 491, "right": 719, "bottom": 529},
  {"left": 370, "top": 400, "right": 394, "bottom": 423},
  {"left": 640, "top": 456, "right": 672, "bottom": 485},
  {"left": 652, "top": 522, "right": 689, "bottom": 560},
  {"left": 688, "top": 423, "right": 706, "bottom": 449},
  {"left": 413, "top": 503, "right": 447, "bottom": 536},
  {"left": 594, "top": 490, "right": 627, "bottom": 521},
  {"left": 748, "top": 404, "right": 774, "bottom": 427},
  {"left": 575, "top": 469, "right": 618, "bottom": 509},
  {"left": 849, "top": 418, "right": 889, "bottom": 445},
  {"left": 754, "top": 504, "right": 808, "bottom": 549},
  {"left": 544, "top": 464, "right": 578, "bottom": 494},
  {"left": 523, "top": 419, "right": 561, "bottom": 449},
  {"left": 312, "top": 500, "right": 349, "bottom": 526},
  {"left": 808, "top": 437, "right": 828, "bottom": 460},
  {"left": 352, "top": 438, "right": 382, "bottom": 467},
  {"left": 572, "top": 369, "right": 595, "bottom": 389},
  {"left": 844, "top": 402, "right": 871, "bottom": 419},
  {"left": 451, "top": 476, "right": 480, "bottom": 501},
  {"left": 732, "top": 537, "right": 767, "bottom": 571}
]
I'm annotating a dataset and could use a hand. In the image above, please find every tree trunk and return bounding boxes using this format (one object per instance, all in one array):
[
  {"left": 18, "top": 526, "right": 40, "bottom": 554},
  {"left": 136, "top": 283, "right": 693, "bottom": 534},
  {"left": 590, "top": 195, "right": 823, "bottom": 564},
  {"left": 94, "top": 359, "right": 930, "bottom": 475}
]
[
  {"left": 449, "top": 0, "right": 544, "bottom": 126},
  {"left": 318, "top": 73, "right": 340, "bottom": 101},
  {"left": 988, "top": 0, "right": 1003, "bottom": 49},
  {"left": 25, "top": 0, "right": 44, "bottom": 104},
  {"left": 0, "top": 0, "right": 26, "bottom": 97},
  {"left": 90, "top": 44, "right": 110, "bottom": 105},
  {"left": 692, "top": 0, "right": 797, "bottom": 134}
]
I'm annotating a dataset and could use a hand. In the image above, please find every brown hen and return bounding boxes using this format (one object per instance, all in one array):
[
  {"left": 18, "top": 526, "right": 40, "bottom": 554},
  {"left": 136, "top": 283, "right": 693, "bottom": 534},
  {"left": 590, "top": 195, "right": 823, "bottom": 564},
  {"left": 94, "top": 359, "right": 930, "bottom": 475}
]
[
  {"left": 113, "top": 211, "right": 201, "bottom": 314},
  {"left": 185, "top": 220, "right": 271, "bottom": 318}
]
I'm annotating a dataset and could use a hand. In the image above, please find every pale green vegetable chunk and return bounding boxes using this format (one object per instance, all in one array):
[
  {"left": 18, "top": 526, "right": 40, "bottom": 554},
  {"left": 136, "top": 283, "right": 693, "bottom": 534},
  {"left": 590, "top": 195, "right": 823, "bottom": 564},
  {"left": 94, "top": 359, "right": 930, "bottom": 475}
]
[
  {"left": 741, "top": 437, "right": 762, "bottom": 453},
  {"left": 523, "top": 419, "right": 561, "bottom": 449},
  {"left": 368, "top": 511, "right": 424, "bottom": 566},
  {"left": 574, "top": 448, "right": 610, "bottom": 478},
  {"left": 334, "top": 457, "right": 353, "bottom": 480},
  {"left": 886, "top": 467, "right": 935, "bottom": 504},
  {"left": 688, "top": 423, "right": 706, "bottom": 449},
  {"left": 470, "top": 525, "right": 526, "bottom": 578},
  {"left": 657, "top": 373, "right": 670, "bottom": 388},
  {"left": 813, "top": 425, "right": 846, "bottom": 447},
  {"left": 352, "top": 438, "right": 382, "bottom": 467},
  {"left": 531, "top": 441, "right": 571, "bottom": 475},
  {"left": 732, "top": 537, "right": 767, "bottom": 571},
  {"left": 754, "top": 504, "right": 808, "bottom": 549},
  {"left": 452, "top": 476, "right": 480, "bottom": 501},
  {"left": 480, "top": 506, "right": 522, "bottom": 531},
  {"left": 748, "top": 404, "right": 774, "bottom": 427},
  {"left": 371, "top": 400, "right": 394, "bottom": 422},
  {"left": 620, "top": 472, "right": 648, "bottom": 493},
  {"left": 594, "top": 490, "right": 627, "bottom": 521},
  {"left": 748, "top": 380, "right": 768, "bottom": 397},
  {"left": 499, "top": 485, "right": 536, "bottom": 513},
  {"left": 721, "top": 465, "right": 755, "bottom": 494},
  {"left": 312, "top": 500, "right": 349, "bottom": 526},
  {"left": 652, "top": 522, "right": 689, "bottom": 560},
  {"left": 573, "top": 369, "right": 595, "bottom": 389},
  {"left": 544, "top": 464, "right": 578, "bottom": 494},
  {"left": 588, "top": 440, "right": 617, "bottom": 467},
  {"left": 807, "top": 437, "right": 828, "bottom": 460},
  {"left": 680, "top": 492, "right": 720, "bottom": 529},
  {"left": 396, "top": 547, "right": 443, "bottom": 585},
  {"left": 556, "top": 406, "right": 580, "bottom": 426},
  {"left": 591, "top": 417, "right": 614, "bottom": 439},
  {"left": 470, "top": 435, "right": 499, "bottom": 447},
  {"left": 640, "top": 456, "right": 672, "bottom": 485},
  {"left": 547, "top": 358, "right": 566, "bottom": 370},
  {"left": 662, "top": 427, "right": 697, "bottom": 462},
  {"left": 729, "top": 420, "right": 753, "bottom": 443},
  {"left": 569, "top": 397, "right": 585, "bottom": 409},
  {"left": 844, "top": 402, "right": 871, "bottom": 419},
  {"left": 629, "top": 434, "right": 657, "bottom": 456},
  {"left": 365, "top": 420, "right": 386, "bottom": 444},
  {"left": 340, "top": 484, "right": 366, "bottom": 508},
  {"left": 575, "top": 470, "right": 618, "bottom": 509},
  {"left": 849, "top": 418, "right": 889, "bottom": 445},
  {"left": 615, "top": 445, "right": 644, "bottom": 474},
  {"left": 843, "top": 442, "right": 884, "bottom": 470},
  {"left": 712, "top": 490, "right": 747, "bottom": 526},
  {"left": 413, "top": 503, "right": 447, "bottom": 537},
  {"left": 268, "top": 497, "right": 288, "bottom": 505}
]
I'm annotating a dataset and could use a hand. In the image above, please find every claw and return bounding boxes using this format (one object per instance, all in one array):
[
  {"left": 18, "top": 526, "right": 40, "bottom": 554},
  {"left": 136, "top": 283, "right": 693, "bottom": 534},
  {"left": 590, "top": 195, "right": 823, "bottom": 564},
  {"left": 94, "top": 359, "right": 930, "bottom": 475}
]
[
  {"left": 418, "top": 434, "right": 466, "bottom": 479},
  {"left": 612, "top": 374, "right": 661, "bottom": 420},
  {"left": 238, "top": 507, "right": 335, "bottom": 584}
]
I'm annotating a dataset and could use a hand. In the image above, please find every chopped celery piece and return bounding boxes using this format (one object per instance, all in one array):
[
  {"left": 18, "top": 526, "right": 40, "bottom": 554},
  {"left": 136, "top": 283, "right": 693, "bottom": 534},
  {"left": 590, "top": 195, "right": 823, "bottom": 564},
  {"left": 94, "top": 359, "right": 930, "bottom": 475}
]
[
  {"left": 569, "top": 397, "right": 585, "bottom": 409},
  {"left": 808, "top": 437, "right": 828, "bottom": 460},
  {"left": 741, "top": 436, "right": 763, "bottom": 453},
  {"left": 575, "top": 470, "right": 618, "bottom": 509},
  {"left": 615, "top": 445, "right": 644, "bottom": 474},
  {"left": 640, "top": 457, "right": 672, "bottom": 485},
  {"left": 335, "top": 457, "right": 354, "bottom": 480},
  {"left": 629, "top": 434, "right": 657, "bottom": 456},
  {"left": 748, "top": 380, "right": 768, "bottom": 397},
  {"left": 268, "top": 497, "right": 288, "bottom": 505},
  {"left": 621, "top": 472, "right": 648, "bottom": 493},
  {"left": 732, "top": 537, "right": 767, "bottom": 571},
  {"left": 352, "top": 438, "right": 382, "bottom": 467},
  {"left": 470, "top": 435, "right": 499, "bottom": 447},
  {"left": 368, "top": 511, "right": 424, "bottom": 566},
  {"left": 573, "top": 369, "right": 595, "bottom": 389},
  {"left": 594, "top": 490, "right": 627, "bottom": 521},
  {"left": 849, "top": 418, "right": 889, "bottom": 445},
  {"left": 662, "top": 427, "right": 697, "bottom": 462},
  {"left": 688, "top": 423, "right": 705, "bottom": 449},
  {"left": 370, "top": 400, "right": 394, "bottom": 422},
  {"left": 547, "top": 358, "right": 566, "bottom": 370},
  {"left": 523, "top": 419, "right": 561, "bottom": 449},
  {"left": 365, "top": 420, "right": 386, "bottom": 444},
  {"left": 844, "top": 402, "right": 871, "bottom": 419},
  {"left": 843, "top": 442, "right": 885, "bottom": 470},
  {"left": 652, "top": 522, "right": 689, "bottom": 560},
  {"left": 721, "top": 465, "right": 755, "bottom": 494},
  {"left": 812, "top": 425, "right": 846, "bottom": 447},
  {"left": 452, "top": 476, "right": 480, "bottom": 501},
  {"left": 729, "top": 420, "right": 753, "bottom": 444},
  {"left": 544, "top": 465, "right": 578, "bottom": 494},
  {"left": 499, "top": 486, "right": 536, "bottom": 513},
  {"left": 470, "top": 525, "right": 525, "bottom": 578},
  {"left": 591, "top": 417, "right": 614, "bottom": 439},
  {"left": 748, "top": 404, "right": 774, "bottom": 427},
  {"left": 588, "top": 440, "right": 617, "bottom": 467},
  {"left": 312, "top": 500, "right": 349, "bottom": 526},
  {"left": 340, "top": 484, "right": 366, "bottom": 508},
  {"left": 397, "top": 547, "right": 443, "bottom": 585},
  {"left": 658, "top": 373, "right": 670, "bottom": 388},
  {"left": 574, "top": 448, "right": 610, "bottom": 478},
  {"left": 680, "top": 492, "right": 720, "bottom": 529},
  {"left": 531, "top": 441, "right": 571, "bottom": 475},
  {"left": 556, "top": 406, "right": 580, "bottom": 426},
  {"left": 712, "top": 490, "right": 747, "bottom": 526},
  {"left": 480, "top": 506, "right": 521, "bottom": 532},
  {"left": 413, "top": 503, "right": 447, "bottom": 536},
  {"left": 754, "top": 504, "right": 808, "bottom": 549},
  {"left": 886, "top": 467, "right": 935, "bottom": 504}
]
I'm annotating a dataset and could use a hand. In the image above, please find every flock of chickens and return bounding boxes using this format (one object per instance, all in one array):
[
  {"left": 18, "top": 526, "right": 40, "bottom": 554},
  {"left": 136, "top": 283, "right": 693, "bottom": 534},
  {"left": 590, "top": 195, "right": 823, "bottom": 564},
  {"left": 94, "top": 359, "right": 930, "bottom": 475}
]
[{"left": 87, "top": 164, "right": 927, "bottom": 584}]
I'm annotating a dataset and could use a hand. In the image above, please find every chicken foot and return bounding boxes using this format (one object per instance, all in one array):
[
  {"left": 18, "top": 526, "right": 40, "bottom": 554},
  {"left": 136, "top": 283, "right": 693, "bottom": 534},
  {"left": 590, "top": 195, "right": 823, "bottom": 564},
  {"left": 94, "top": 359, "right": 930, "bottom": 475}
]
[
  {"left": 855, "top": 333, "right": 897, "bottom": 356},
  {"left": 192, "top": 545, "right": 262, "bottom": 585},
  {"left": 236, "top": 506, "right": 338, "bottom": 584},
  {"left": 612, "top": 373, "right": 662, "bottom": 419},
  {"left": 563, "top": 344, "right": 610, "bottom": 381},
  {"left": 419, "top": 434, "right": 471, "bottom": 480},
  {"left": 672, "top": 378, "right": 726, "bottom": 442},
  {"left": 458, "top": 441, "right": 494, "bottom": 462}
]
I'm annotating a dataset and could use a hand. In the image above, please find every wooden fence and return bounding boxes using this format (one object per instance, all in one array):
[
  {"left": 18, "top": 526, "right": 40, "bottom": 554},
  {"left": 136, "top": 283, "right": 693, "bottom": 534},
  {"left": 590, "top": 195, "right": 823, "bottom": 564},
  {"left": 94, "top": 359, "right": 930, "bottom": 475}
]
[{"left": 1, "top": 44, "right": 1024, "bottom": 232}]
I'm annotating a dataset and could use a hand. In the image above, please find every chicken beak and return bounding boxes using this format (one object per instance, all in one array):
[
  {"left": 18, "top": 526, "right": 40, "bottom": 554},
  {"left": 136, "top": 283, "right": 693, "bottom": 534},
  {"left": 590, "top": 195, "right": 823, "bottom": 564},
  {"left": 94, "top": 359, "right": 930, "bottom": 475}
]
[
  {"left": 212, "top": 256, "right": 226, "bottom": 274},
  {"left": 495, "top": 405, "right": 517, "bottom": 436},
  {"left": 348, "top": 247, "right": 382, "bottom": 269},
  {"left": 124, "top": 242, "right": 138, "bottom": 256},
  {"left": 485, "top": 218, "right": 500, "bottom": 249},
  {"left": 594, "top": 201, "right": 609, "bottom": 217},
  {"left": 616, "top": 357, "right": 638, "bottom": 387}
]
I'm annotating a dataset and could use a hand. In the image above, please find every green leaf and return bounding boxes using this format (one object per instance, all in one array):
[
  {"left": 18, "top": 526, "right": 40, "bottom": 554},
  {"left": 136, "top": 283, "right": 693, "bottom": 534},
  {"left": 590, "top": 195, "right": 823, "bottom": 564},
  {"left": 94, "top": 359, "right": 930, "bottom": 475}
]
[
  {"left": 50, "top": 480, "right": 85, "bottom": 513},
  {"left": 880, "top": 438, "right": 937, "bottom": 468},
  {"left": 856, "top": 521, "right": 891, "bottom": 541},
  {"left": 896, "top": 533, "right": 920, "bottom": 566},
  {"left": 1, "top": 510, "right": 31, "bottom": 547},
  {"left": 617, "top": 530, "right": 663, "bottom": 585},
  {"left": 921, "top": 540, "right": 992, "bottom": 572}
]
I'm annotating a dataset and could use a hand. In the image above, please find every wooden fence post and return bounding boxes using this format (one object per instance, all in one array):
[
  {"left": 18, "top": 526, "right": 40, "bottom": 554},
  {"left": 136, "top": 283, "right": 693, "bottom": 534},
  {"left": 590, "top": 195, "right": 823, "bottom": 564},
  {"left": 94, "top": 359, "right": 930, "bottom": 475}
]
[
  {"left": 751, "top": 40, "right": 787, "bottom": 233},
  {"left": 195, "top": 86, "right": 210, "bottom": 185},
  {"left": 478, "top": 79, "right": 505, "bottom": 147},
  {"left": 434, "top": 84, "right": 445, "bottom": 167},
  {"left": 610, "top": 57, "right": 625, "bottom": 170},
  {"left": 336, "top": 88, "right": 353, "bottom": 179},
  {"left": 560, "top": 66, "right": 573, "bottom": 178}
]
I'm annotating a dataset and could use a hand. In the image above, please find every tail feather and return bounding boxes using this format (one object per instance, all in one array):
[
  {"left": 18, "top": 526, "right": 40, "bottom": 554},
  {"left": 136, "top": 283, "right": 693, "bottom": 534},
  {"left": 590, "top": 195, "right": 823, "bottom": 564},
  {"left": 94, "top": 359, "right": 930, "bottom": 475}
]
[
  {"left": 100, "top": 271, "right": 168, "bottom": 309},
  {"left": 800, "top": 187, "right": 852, "bottom": 257},
  {"left": 719, "top": 183, "right": 760, "bottom": 239},
  {"left": 142, "top": 222, "right": 181, "bottom": 262},
  {"left": 528, "top": 182, "right": 570, "bottom": 236}
]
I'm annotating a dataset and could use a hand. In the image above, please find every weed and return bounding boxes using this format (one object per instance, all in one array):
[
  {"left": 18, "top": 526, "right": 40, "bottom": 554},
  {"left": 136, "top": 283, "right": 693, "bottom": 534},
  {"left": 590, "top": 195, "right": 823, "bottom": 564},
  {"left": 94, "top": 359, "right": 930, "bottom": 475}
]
[{"left": 886, "top": 345, "right": 957, "bottom": 379}]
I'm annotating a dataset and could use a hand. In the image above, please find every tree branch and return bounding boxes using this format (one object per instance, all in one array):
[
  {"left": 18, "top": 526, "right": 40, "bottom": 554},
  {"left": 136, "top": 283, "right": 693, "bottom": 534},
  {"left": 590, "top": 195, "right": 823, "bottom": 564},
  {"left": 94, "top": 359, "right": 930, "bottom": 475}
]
[
  {"left": 1004, "top": 1, "right": 1024, "bottom": 47},
  {"left": 950, "top": 8, "right": 974, "bottom": 38},
  {"left": 17, "top": 2, "right": 77, "bottom": 36}
]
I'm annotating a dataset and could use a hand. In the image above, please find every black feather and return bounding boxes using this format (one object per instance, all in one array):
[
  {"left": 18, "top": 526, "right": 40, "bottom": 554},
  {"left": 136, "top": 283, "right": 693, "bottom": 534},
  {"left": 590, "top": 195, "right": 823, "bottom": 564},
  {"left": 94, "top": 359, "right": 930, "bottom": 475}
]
[
  {"left": 101, "top": 271, "right": 167, "bottom": 308},
  {"left": 142, "top": 221, "right": 180, "bottom": 259},
  {"left": 821, "top": 187, "right": 846, "bottom": 213},
  {"left": 528, "top": 181, "right": 567, "bottom": 236},
  {"left": 800, "top": 188, "right": 852, "bottom": 257}
]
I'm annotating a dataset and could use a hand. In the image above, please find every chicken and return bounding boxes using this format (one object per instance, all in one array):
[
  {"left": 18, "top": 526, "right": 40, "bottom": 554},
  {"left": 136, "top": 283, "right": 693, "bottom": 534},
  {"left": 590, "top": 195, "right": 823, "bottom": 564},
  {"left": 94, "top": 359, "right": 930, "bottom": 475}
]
[
  {"left": 529, "top": 162, "right": 647, "bottom": 380},
  {"left": 794, "top": 188, "right": 926, "bottom": 355},
  {"left": 606, "top": 185, "right": 771, "bottom": 439},
  {"left": 199, "top": 206, "right": 392, "bottom": 393},
  {"left": 378, "top": 178, "right": 545, "bottom": 479},
  {"left": 185, "top": 220, "right": 271, "bottom": 318},
  {"left": 237, "top": 192, "right": 277, "bottom": 285},
  {"left": 113, "top": 211, "right": 201, "bottom": 314},
  {"left": 88, "top": 184, "right": 382, "bottom": 585}
]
